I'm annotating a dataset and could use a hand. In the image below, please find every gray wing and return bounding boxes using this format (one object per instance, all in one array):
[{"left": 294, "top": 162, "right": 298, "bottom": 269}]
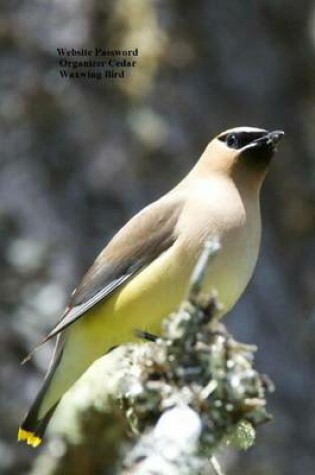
[{"left": 42, "top": 196, "right": 183, "bottom": 342}]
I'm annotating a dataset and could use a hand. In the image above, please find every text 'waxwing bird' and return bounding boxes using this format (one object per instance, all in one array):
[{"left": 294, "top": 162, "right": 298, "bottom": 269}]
[{"left": 18, "top": 126, "right": 284, "bottom": 447}]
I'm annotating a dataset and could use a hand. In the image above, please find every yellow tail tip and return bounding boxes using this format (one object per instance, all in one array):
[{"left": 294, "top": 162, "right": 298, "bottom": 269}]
[{"left": 17, "top": 428, "right": 42, "bottom": 447}]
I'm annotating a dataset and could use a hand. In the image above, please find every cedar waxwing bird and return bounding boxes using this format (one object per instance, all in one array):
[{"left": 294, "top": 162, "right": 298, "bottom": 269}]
[{"left": 18, "top": 126, "right": 284, "bottom": 447}]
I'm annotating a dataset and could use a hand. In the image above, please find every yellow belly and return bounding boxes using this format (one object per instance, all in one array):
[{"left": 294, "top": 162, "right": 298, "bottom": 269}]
[
  {"left": 67, "top": 245, "right": 191, "bottom": 350},
  {"left": 40, "top": 219, "right": 259, "bottom": 415},
  {"left": 39, "top": 244, "right": 191, "bottom": 415}
]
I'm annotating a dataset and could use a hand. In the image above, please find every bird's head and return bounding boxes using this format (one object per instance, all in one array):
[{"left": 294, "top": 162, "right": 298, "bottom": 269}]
[{"left": 199, "top": 126, "right": 284, "bottom": 189}]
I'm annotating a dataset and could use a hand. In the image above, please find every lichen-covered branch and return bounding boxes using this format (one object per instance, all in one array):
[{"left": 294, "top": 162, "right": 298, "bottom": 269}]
[
  {"left": 121, "top": 241, "right": 273, "bottom": 474},
  {"left": 28, "top": 241, "right": 273, "bottom": 475}
]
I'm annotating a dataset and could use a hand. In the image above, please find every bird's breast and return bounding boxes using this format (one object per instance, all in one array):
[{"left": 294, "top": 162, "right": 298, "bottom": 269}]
[
  {"left": 202, "top": 201, "right": 260, "bottom": 314},
  {"left": 177, "top": 179, "right": 261, "bottom": 315}
]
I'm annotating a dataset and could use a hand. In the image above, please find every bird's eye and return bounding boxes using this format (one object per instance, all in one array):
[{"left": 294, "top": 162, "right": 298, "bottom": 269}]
[{"left": 226, "top": 133, "right": 239, "bottom": 149}]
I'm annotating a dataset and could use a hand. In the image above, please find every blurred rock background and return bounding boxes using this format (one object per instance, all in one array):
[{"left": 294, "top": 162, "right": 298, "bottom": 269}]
[{"left": 0, "top": 0, "right": 315, "bottom": 473}]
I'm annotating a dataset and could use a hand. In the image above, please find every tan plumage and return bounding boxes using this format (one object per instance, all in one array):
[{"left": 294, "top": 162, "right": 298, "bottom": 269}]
[{"left": 18, "top": 126, "right": 284, "bottom": 446}]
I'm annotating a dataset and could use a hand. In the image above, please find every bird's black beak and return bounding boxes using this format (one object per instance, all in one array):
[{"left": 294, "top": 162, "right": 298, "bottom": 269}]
[
  {"left": 268, "top": 130, "right": 285, "bottom": 144},
  {"left": 239, "top": 129, "right": 285, "bottom": 171},
  {"left": 251, "top": 130, "right": 285, "bottom": 151}
]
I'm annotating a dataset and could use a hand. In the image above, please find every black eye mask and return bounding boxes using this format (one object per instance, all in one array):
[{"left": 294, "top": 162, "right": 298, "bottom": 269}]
[{"left": 218, "top": 130, "right": 268, "bottom": 150}]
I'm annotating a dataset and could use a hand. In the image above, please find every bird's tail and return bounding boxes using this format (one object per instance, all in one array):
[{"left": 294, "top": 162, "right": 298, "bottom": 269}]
[
  {"left": 17, "top": 402, "right": 58, "bottom": 447},
  {"left": 17, "top": 336, "right": 64, "bottom": 447}
]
